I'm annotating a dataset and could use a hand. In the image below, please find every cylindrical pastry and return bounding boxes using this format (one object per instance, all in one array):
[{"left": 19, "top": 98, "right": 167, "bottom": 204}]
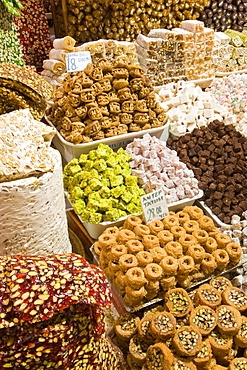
[
  {"left": 148, "top": 220, "right": 164, "bottom": 235},
  {"left": 114, "top": 312, "right": 140, "bottom": 342},
  {"left": 200, "top": 253, "right": 217, "bottom": 276},
  {"left": 209, "top": 276, "right": 232, "bottom": 293},
  {"left": 163, "top": 215, "right": 179, "bottom": 229},
  {"left": 118, "top": 229, "right": 136, "bottom": 243},
  {"left": 158, "top": 230, "right": 174, "bottom": 246},
  {"left": 129, "top": 335, "right": 149, "bottom": 366},
  {"left": 204, "top": 237, "right": 218, "bottom": 253},
  {"left": 189, "top": 305, "right": 217, "bottom": 336},
  {"left": 195, "top": 283, "right": 222, "bottom": 309},
  {"left": 234, "top": 316, "right": 247, "bottom": 348},
  {"left": 198, "top": 216, "right": 215, "bottom": 231},
  {"left": 176, "top": 210, "right": 190, "bottom": 225},
  {"left": 93, "top": 241, "right": 102, "bottom": 255},
  {"left": 192, "top": 229, "right": 208, "bottom": 245},
  {"left": 186, "top": 205, "right": 204, "bottom": 220},
  {"left": 103, "top": 226, "right": 119, "bottom": 239},
  {"left": 136, "top": 251, "right": 153, "bottom": 267},
  {"left": 144, "top": 263, "right": 163, "bottom": 281},
  {"left": 173, "top": 325, "right": 202, "bottom": 357},
  {"left": 137, "top": 315, "right": 156, "bottom": 343},
  {"left": 125, "top": 285, "right": 147, "bottom": 299},
  {"left": 134, "top": 224, "right": 150, "bottom": 239},
  {"left": 183, "top": 220, "right": 200, "bottom": 234},
  {"left": 146, "top": 343, "right": 174, "bottom": 369},
  {"left": 177, "top": 256, "right": 195, "bottom": 277},
  {"left": 212, "top": 249, "right": 229, "bottom": 271},
  {"left": 165, "top": 288, "right": 193, "bottom": 317},
  {"left": 124, "top": 214, "right": 143, "bottom": 230},
  {"left": 160, "top": 256, "right": 178, "bottom": 277},
  {"left": 179, "top": 234, "right": 196, "bottom": 253},
  {"left": 150, "top": 311, "right": 176, "bottom": 341},
  {"left": 142, "top": 234, "right": 160, "bottom": 250},
  {"left": 216, "top": 305, "right": 242, "bottom": 336},
  {"left": 126, "top": 240, "right": 144, "bottom": 254},
  {"left": 160, "top": 276, "right": 176, "bottom": 291},
  {"left": 98, "top": 233, "right": 117, "bottom": 249},
  {"left": 209, "top": 328, "right": 233, "bottom": 357},
  {"left": 119, "top": 253, "right": 138, "bottom": 272},
  {"left": 145, "top": 281, "right": 160, "bottom": 301},
  {"left": 225, "top": 243, "right": 242, "bottom": 265},
  {"left": 114, "top": 270, "right": 126, "bottom": 294},
  {"left": 215, "top": 233, "right": 232, "bottom": 249},
  {"left": 229, "top": 357, "right": 247, "bottom": 370},
  {"left": 193, "top": 338, "right": 213, "bottom": 368},
  {"left": 110, "top": 244, "right": 128, "bottom": 262},
  {"left": 222, "top": 287, "right": 247, "bottom": 312},
  {"left": 150, "top": 247, "right": 167, "bottom": 263},
  {"left": 125, "top": 267, "right": 147, "bottom": 289},
  {"left": 170, "top": 226, "right": 186, "bottom": 240},
  {"left": 164, "top": 241, "right": 183, "bottom": 259},
  {"left": 187, "top": 245, "right": 205, "bottom": 264}
]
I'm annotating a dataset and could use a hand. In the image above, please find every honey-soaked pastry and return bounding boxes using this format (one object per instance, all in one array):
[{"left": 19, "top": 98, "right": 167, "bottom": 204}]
[
  {"left": 192, "top": 229, "right": 208, "bottom": 245},
  {"left": 146, "top": 342, "right": 174, "bottom": 370},
  {"left": 200, "top": 253, "right": 217, "bottom": 276},
  {"left": 126, "top": 353, "right": 143, "bottom": 370},
  {"left": 119, "top": 253, "right": 138, "bottom": 272},
  {"left": 222, "top": 287, "right": 247, "bottom": 312},
  {"left": 209, "top": 276, "right": 232, "bottom": 293},
  {"left": 176, "top": 211, "right": 190, "bottom": 225},
  {"left": 110, "top": 244, "right": 128, "bottom": 262},
  {"left": 114, "top": 270, "right": 126, "bottom": 294},
  {"left": 125, "top": 285, "right": 147, "bottom": 301},
  {"left": 171, "top": 357, "right": 197, "bottom": 370},
  {"left": 136, "top": 251, "right": 153, "bottom": 267},
  {"left": 125, "top": 267, "right": 147, "bottom": 290},
  {"left": 144, "top": 263, "right": 163, "bottom": 281},
  {"left": 150, "top": 311, "right": 176, "bottom": 341},
  {"left": 123, "top": 214, "right": 143, "bottom": 231},
  {"left": 183, "top": 220, "right": 200, "bottom": 234},
  {"left": 185, "top": 205, "right": 204, "bottom": 220},
  {"left": 160, "top": 275, "right": 176, "bottom": 291},
  {"left": 212, "top": 249, "right": 229, "bottom": 271},
  {"left": 235, "top": 316, "right": 247, "bottom": 347},
  {"left": 163, "top": 215, "right": 179, "bottom": 229},
  {"left": 158, "top": 230, "right": 174, "bottom": 246},
  {"left": 198, "top": 215, "right": 215, "bottom": 231},
  {"left": 189, "top": 305, "right": 217, "bottom": 336},
  {"left": 209, "top": 328, "right": 233, "bottom": 357},
  {"left": 177, "top": 256, "right": 195, "bottom": 277},
  {"left": 229, "top": 357, "right": 247, "bottom": 370},
  {"left": 103, "top": 226, "right": 120, "bottom": 238},
  {"left": 145, "top": 280, "right": 160, "bottom": 301},
  {"left": 118, "top": 229, "right": 136, "bottom": 243},
  {"left": 126, "top": 240, "right": 144, "bottom": 254},
  {"left": 134, "top": 224, "right": 150, "bottom": 239},
  {"left": 211, "top": 366, "right": 228, "bottom": 370},
  {"left": 193, "top": 338, "right": 213, "bottom": 368},
  {"left": 187, "top": 245, "right": 206, "bottom": 264},
  {"left": 204, "top": 237, "right": 218, "bottom": 253},
  {"left": 150, "top": 246, "right": 167, "bottom": 263},
  {"left": 98, "top": 232, "right": 117, "bottom": 248},
  {"left": 225, "top": 243, "right": 242, "bottom": 265},
  {"left": 173, "top": 325, "right": 202, "bottom": 357},
  {"left": 148, "top": 220, "right": 164, "bottom": 235},
  {"left": 129, "top": 335, "right": 150, "bottom": 366},
  {"left": 179, "top": 234, "right": 196, "bottom": 253},
  {"left": 170, "top": 226, "right": 186, "bottom": 240},
  {"left": 114, "top": 312, "right": 140, "bottom": 342},
  {"left": 214, "top": 233, "right": 232, "bottom": 249},
  {"left": 137, "top": 315, "right": 156, "bottom": 343},
  {"left": 93, "top": 241, "right": 102, "bottom": 255},
  {"left": 160, "top": 256, "right": 178, "bottom": 276},
  {"left": 142, "top": 234, "right": 160, "bottom": 250},
  {"left": 216, "top": 305, "right": 242, "bottom": 336},
  {"left": 165, "top": 288, "right": 193, "bottom": 318},
  {"left": 164, "top": 241, "right": 183, "bottom": 259},
  {"left": 195, "top": 283, "right": 222, "bottom": 309}
]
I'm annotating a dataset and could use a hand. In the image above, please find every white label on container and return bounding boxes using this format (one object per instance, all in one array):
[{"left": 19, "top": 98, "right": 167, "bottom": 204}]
[
  {"left": 65, "top": 51, "right": 92, "bottom": 72},
  {"left": 140, "top": 189, "right": 168, "bottom": 224}
]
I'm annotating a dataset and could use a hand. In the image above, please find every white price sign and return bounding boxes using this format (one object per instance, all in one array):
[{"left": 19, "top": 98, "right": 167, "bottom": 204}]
[
  {"left": 65, "top": 51, "right": 92, "bottom": 73},
  {"left": 140, "top": 189, "right": 168, "bottom": 224}
]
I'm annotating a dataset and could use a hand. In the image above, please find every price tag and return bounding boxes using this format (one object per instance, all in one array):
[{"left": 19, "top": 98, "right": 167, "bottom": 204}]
[
  {"left": 140, "top": 189, "right": 168, "bottom": 224},
  {"left": 65, "top": 51, "right": 92, "bottom": 73}
]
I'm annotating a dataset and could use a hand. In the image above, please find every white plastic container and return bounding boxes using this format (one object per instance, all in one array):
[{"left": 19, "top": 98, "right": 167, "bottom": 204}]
[
  {"left": 45, "top": 115, "right": 169, "bottom": 162},
  {"left": 80, "top": 190, "right": 204, "bottom": 239}
]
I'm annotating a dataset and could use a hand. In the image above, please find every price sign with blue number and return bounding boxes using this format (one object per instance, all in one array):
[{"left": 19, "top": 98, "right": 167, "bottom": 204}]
[
  {"left": 140, "top": 189, "right": 168, "bottom": 224},
  {"left": 65, "top": 51, "right": 92, "bottom": 73}
]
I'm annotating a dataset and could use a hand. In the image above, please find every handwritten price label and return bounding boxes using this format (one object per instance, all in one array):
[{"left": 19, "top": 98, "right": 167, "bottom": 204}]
[
  {"left": 140, "top": 189, "right": 168, "bottom": 224},
  {"left": 65, "top": 51, "right": 92, "bottom": 73}
]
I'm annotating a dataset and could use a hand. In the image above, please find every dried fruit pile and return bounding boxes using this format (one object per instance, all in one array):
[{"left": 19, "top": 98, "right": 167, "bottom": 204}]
[
  {"left": 112, "top": 278, "right": 247, "bottom": 370},
  {"left": 0, "top": 254, "right": 121, "bottom": 369}
]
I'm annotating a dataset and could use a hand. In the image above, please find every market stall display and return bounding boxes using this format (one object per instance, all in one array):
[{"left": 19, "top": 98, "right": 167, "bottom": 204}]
[
  {"left": 52, "top": 0, "right": 208, "bottom": 44},
  {"left": 0, "top": 253, "right": 122, "bottom": 369},
  {"left": 0, "top": 109, "right": 71, "bottom": 255},
  {"left": 112, "top": 282, "right": 247, "bottom": 369},
  {"left": 93, "top": 207, "right": 242, "bottom": 309},
  {"left": 167, "top": 120, "right": 247, "bottom": 225}
]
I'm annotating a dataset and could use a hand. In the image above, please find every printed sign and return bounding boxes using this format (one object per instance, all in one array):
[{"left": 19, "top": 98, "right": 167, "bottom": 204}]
[
  {"left": 66, "top": 51, "right": 92, "bottom": 72},
  {"left": 140, "top": 189, "right": 168, "bottom": 224}
]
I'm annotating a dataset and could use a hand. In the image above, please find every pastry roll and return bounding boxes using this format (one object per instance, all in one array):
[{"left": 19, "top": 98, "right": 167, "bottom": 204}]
[
  {"left": 187, "top": 245, "right": 205, "bottom": 264},
  {"left": 209, "top": 328, "right": 233, "bottom": 357},
  {"left": 189, "top": 305, "right": 217, "bottom": 336},
  {"left": 234, "top": 316, "right": 247, "bottom": 347},
  {"left": 136, "top": 251, "right": 153, "bottom": 267},
  {"left": 163, "top": 215, "right": 179, "bottom": 229},
  {"left": 200, "top": 253, "right": 217, "bottom": 276},
  {"left": 198, "top": 215, "right": 215, "bottom": 231},
  {"left": 165, "top": 288, "right": 193, "bottom": 317},
  {"left": 124, "top": 214, "right": 143, "bottom": 230},
  {"left": 222, "top": 287, "right": 247, "bottom": 312},
  {"left": 125, "top": 267, "right": 147, "bottom": 289},
  {"left": 148, "top": 220, "right": 164, "bottom": 235},
  {"left": 192, "top": 229, "right": 208, "bottom": 245},
  {"left": 160, "top": 256, "right": 178, "bottom": 276},
  {"left": 185, "top": 205, "right": 204, "bottom": 220},
  {"left": 164, "top": 242, "right": 183, "bottom": 259},
  {"left": 134, "top": 224, "right": 150, "bottom": 239},
  {"left": 144, "top": 263, "right": 163, "bottom": 281},
  {"left": 205, "top": 237, "right": 218, "bottom": 253},
  {"left": 49, "top": 49, "right": 68, "bottom": 63},
  {"left": 150, "top": 247, "right": 167, "bottom": 263},
  {"left": 173, "top": 325, "right": 202, "bottom": 357},
  {"left": 209, "top": 276, "right": 232, "bottom": 293},
  {"left": 43, "top": 59, "right": 66, "bottom": 75},
  {"left": 146, "top": 343, "right": 174, "bottom": 369},
  {"left": 142, "top": 234, "right": 160, "bottom": 250},
  {"left": 126, "top": 240, "right": 144, "bottom": 254},
  {"left": 170, "top": 226, "right": 186, "bottom": 240},
  {"left": 118, "top": 229, "right": 136, "bottom": 243},
  {"left": 114, "top": 312, "right": 140, "bottom": 342},
  {"left": 110, "top": 244, "right": 128, "bottom": 261},
  {"left": 129, "top": 335, "right": 149, "bottom": 366},
  {"left": 53, "top": 36, "right": 76, "bottom": 51},
  {"left": 176, "top": 210, "right": 190, "bottom": 225},
  {"left": 215, "top": 233, "right": 232, "bottom": 249},
  {"left": 137, "top": 315, "right": 156, "bottom": 343},
  {"left": 177, "top": 256, "right": 195, "bottom": 277},
  {"left": 179, "top": 234, "right": 196, "bottom": 253},
  {"left": 212, "top": 249, "right": 229, "bottom": 271},
  {"left": 119, "top": 254, "right": 138, "bottom": 272},
  {"left": 158, "top": 230, "right": 174, "bottom": 246},
  {"left": 229, "top": 357, "right": 247, "bottom": 370},
  {"left": 183, "top": 220, "right": 199, "bottom": 234},
  {"left": 225, "top": 243, "right": 242, "bottom": 265},
  {"left": 150, "top": 311, "right": 176, "bottom": 341},
  {"left": 195, "top": 283, "right": 222, "bottom": 309},
  {"left": 216, "top": 305, "right": 242, "bottom": 336},
  {"left": 193, "top": 338, "right": 213, "bottom": 368}
]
